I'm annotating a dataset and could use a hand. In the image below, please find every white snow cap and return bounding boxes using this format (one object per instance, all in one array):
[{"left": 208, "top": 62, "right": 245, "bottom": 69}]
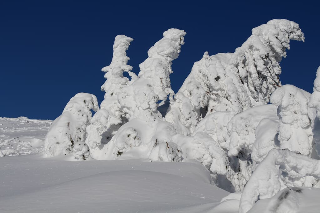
[{"left": 101, "top": 35, "right": 133, "bottom": 75}]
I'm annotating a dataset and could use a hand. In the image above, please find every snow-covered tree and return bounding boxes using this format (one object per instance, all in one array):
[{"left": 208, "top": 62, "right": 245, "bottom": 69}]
[
  {"left": 85, "top": 35, "right": 134, "bottom": 159},
  {"left": 166, "top": 19, "right": 304, "bottom": 133},
  {"left": 86, "top": 28, "right": 186, "bottom": 160},
  {"left": 44, "top": 93, "right": 98, "bottom": 160},
  {"left": 270, "top": 85, "right": 313, "bottom": 156}
]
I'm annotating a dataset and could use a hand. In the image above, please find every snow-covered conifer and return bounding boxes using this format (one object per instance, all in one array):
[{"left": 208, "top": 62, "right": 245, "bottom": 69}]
[
  {"left": 231, "top": 19, "right": 305, "bottom": 105},
  {"left": 86, "top": 29, "right": 186, "bottom": 160},
  {"left": 44, "top": 93, "right": 98, "bottom": 160},
  {"left": 270, "top": 85, "right": 313, "bottom": 156},
  {"left": 85, "top": 35, "right": 133, "bottom": 159},
  {"left": 166, "top": 19, "right": 304, "bottom": 133}
]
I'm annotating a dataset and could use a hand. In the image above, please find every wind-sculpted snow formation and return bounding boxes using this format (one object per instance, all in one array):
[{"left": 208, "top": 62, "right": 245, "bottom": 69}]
[{"left": 42, "top": 19, "right": 320, "bottom": 212}]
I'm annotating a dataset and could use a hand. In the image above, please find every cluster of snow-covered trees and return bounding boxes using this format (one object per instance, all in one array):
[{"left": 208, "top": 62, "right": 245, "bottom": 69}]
[{"left": 44, "top": 19, "right": 320, "bottom": 212}]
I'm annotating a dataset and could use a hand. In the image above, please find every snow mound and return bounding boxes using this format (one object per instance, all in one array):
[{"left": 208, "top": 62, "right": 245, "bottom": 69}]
[{"left": 0, "top": 155, "right": 228, "bottom": 213}]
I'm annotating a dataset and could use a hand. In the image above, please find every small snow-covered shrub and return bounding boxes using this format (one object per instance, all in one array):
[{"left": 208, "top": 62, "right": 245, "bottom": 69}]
[{"left": 44, "top": 93, "right": 98, "bottom": 160}]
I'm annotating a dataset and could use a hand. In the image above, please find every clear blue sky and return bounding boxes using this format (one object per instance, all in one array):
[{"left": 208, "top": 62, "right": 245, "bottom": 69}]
[{"left": 1, "top": 0, "right": 319, "bottom": 120}]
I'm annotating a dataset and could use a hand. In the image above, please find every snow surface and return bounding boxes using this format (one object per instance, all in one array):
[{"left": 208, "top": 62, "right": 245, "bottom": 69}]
[
  {"left": 0, "top": 117, "right": 51, "bottom": 157},
  {"left": 0, "top": 117, "right": 232, "bottom": 213}
]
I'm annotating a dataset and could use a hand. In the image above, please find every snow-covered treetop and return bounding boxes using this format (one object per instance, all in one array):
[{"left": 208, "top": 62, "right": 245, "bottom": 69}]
[
  {"left": 101, "top": 35, "right": 135, "bottom": 96},
  {"left": 230, "top": 19, "right": 305, "bottom": 104},
  {"left": 101, "top": 35, "right": 133, "bottom": 75},
  {"left": 63, "top": 93, "right": 99, "bottom": 116},
  {"left": 138, "top": 28, "right": 186, "bottom": 103},
  {"left": 147, "top": 28, "right": 186, "bottom": 60}
]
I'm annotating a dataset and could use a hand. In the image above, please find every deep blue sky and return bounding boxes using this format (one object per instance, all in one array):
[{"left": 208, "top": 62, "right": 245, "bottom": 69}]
[{"left": 1, "top": 0, "right": 319, "bottom": 120}]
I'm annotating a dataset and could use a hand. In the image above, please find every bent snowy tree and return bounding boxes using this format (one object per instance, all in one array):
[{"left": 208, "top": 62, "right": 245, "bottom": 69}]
[{"left": 44, "top": 93, "right": 99, "bottom": 160}]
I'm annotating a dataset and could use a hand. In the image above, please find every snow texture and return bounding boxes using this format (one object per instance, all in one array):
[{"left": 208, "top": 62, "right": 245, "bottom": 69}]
[
  {"left": 0, "top": 155, "right": 229, "bottom": 213},
  {"left": 0, "top": 117, "right": 51, "bottom": 157}
]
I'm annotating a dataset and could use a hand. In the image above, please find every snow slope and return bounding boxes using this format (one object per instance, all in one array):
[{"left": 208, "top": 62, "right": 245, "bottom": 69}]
[
  {"left": 0, "top": 155, "right": 228, "bottom": 213},
  {"left": 0, "top": 117, "right": 231, "bottom": 213}
]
